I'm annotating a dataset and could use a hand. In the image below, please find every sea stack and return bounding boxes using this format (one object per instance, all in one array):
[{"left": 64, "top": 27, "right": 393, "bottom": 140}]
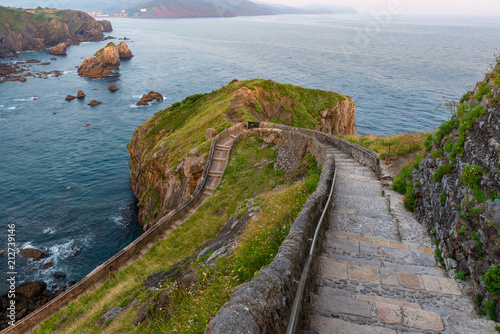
[{"left": 77, "top": 42, "right": 133, "bottom": 79}]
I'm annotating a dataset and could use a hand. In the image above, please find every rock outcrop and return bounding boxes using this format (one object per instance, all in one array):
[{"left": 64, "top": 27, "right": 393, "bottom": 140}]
[
  {"left": 77, "top": 42, "right": 132, "bottom": 78},
  {"left": 76, "top": 90, "right": 86, "bottom": 98},
  {"left": 117, "top": 42, "right": 133, "bottom": 58},
  {"left": 320, "top": 99, "right": 356, "bottom": 135},
  {"left": 65, "top": 95, "right": 76, "bottom": 101},
  {"left": 99, "top": 20, "right": 113, "bottom": 32},
  {"left": 108, "top": 85, "right": 119, "bottom": 91},
  {"left": 412, "top": 59, "right": 500, "bottom": 319},
  {"left": 0, "top": 7, "right": 113, "bottom": 57},
  {"left": 136, "top": 91, "right": 163, "bottom": 106},
  {"left": 48, "top": 43, "right": 67, "bottom": 55}
]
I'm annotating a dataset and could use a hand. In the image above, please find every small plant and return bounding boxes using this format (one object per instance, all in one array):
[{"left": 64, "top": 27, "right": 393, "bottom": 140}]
[
  {"left": 485, "top": 266, "right": 500, "bottom": 295},
  {"left": 434, "top": 238, "right": 439, "bottom": 246},
  {"left": 459, "top": 225, "right": 466, "bottom": 234},
  {"left": 435, "top": 248, "right": 445, "bottom": 267},
  {"left": 428, "top": 228, "right": 437, "bottom": 236},
  {"left": 432, "top": 149, "right": 444, "bottom": 159},
  {"left": 439, "top": 190, "right": 447, "bottom": 206},
  {"left": 472, "top": 231, "right": 485, "bottom": 257},
  {"left": 447, "top": 253, "right": 453, "bottom": 258},
  {"left": 495, "top": 324, "right": 500, "bottom": 332},
  {"left": 486, "top": 300, "right": 498, "bottom": 322},
  {"left": 475, "top": 293, "right": 485, "bottom": 307},
  {"left": 454, "top": 271, "right": 466, "bottom": 281},
  {"left": 433, "top": 163, "right": 454, "bottom": 182}
]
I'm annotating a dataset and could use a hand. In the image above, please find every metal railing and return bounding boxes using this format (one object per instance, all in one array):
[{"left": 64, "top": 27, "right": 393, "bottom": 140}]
[{"left": 286, "top": 166, "right": 337, "bottom": 334}]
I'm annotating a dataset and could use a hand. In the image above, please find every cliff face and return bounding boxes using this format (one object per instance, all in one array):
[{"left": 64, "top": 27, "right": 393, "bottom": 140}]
[
  {"left": 128, "top": 79, "right": 355, "bottom": 230},
  {"left": 78, "top": 42, "right": 132, "bottom": 78},
  {"left": 413, "top": 58, "right": 500, "bottom": 315},
  {"left": 0, "top": 7, "right": 112, "bottom": 57}
]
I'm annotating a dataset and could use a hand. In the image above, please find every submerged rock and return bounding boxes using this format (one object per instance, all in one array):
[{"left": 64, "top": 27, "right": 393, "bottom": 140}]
[
  {"left": 136, "top": 91, "right": 163, "bottom": 106},
  {"left": 19, "top": 248, "right": 49, "bottom": 261}
]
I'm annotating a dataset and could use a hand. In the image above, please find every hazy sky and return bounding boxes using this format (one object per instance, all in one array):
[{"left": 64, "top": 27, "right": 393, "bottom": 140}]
[{"left": 267, "top": 0, "right": 500, "bottom": 15}]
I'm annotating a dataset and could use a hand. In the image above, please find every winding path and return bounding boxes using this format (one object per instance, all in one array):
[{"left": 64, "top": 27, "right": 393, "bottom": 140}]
[{"left": 302, "top": 147, "right": 496, "bottom": 333}]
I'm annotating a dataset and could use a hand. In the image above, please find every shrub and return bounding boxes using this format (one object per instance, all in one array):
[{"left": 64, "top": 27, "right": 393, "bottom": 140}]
[
  {"left": 475, "top": 293, "right": 484, "bottom": 306},
  {"left": 460, "top": 164, "right": 483, "bottom": 188},
  {"left": 443, "top": 138, "right": 452, "bottom": 152},
  {"left": 472, "top": 231, "right": 485, "bottom": 257},
  {"left": 433, "top": 163, "right": 453, "bottom": 182},
  {"left": 459, "top": 225, "right": 466, "bottom": 234},
  {"left": 485, "top": 266, "right": 500, "bottom": 295},
  {"left": 432, "top": 149, "right": 444, "bottom": 159},
  {"left": 486, "top": 300, "right": 498, "bottom": 322},
  {"left": 435, "top": 248, "right": 445, "bottom": 267},
  {"left": 454, "top": 271, "right": 466, "bottom": 281},
  {"left": 439, "top": 190, "right": 447, "bottom": 206},
  {"left": 424, "top": 134, "right": 433, "bottom": 152},
  {"left": 476, "top": 81, "right": 492, "bottom": 102}
]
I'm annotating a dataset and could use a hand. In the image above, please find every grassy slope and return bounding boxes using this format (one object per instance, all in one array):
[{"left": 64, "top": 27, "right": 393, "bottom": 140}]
[
  {"left": 133, "top": 78, "right": 349, "bottom": 165},
  {"left": 34, "top": 136, "right": 321, "bottom": 333}
]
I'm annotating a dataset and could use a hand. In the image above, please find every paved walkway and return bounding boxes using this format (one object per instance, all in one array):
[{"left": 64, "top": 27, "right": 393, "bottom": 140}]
[{"left": 302, "top": 147, "right": 496, "bottom": 334}]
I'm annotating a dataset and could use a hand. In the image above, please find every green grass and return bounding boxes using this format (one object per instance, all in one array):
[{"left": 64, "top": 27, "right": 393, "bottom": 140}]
[
  {"left": 392, "top": 154, "right": 423, "bottom": 211},
  {"left": 341, "top": 132, "right": 430, "bottom": 159},
  {"left": 33, "top": 136, "right": 322, "bottom": 333}
]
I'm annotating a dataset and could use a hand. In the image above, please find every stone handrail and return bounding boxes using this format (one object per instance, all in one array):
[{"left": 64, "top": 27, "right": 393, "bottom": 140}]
[
  {"left": 206, "top": 127, "right": 336, "bottom": 333},
  {"left": 259, "top": 122, "right": 381, "bottom": 177},
  {"left": 1, "top": 123, "right": 248, "bottom": 334}
]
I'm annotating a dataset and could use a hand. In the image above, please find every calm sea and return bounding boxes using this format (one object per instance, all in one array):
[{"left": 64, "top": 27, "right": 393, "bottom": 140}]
[{"left": 1, "top": 14, "right": 500, "bottom": 291}]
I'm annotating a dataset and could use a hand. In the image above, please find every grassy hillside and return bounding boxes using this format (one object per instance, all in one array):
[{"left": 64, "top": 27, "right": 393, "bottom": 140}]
[
  {"left": 128, "top": 79, "right": 351, "bottom": 228},
  {"left": 34, "top": 135, "right": 321, "bottom": 333}
]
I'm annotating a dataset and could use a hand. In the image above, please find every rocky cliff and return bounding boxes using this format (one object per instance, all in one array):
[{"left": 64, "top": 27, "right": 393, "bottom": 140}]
[
  {"left": 0, "top": 6, "right": 112, "bottom": 57},
  {"left": 412, "top": 56, "right": 500, "bottom": 318},
  {"left": 78, "top": 42, "right": 132, "bottom": 78},
  {"left": 128, "top": 79, "right": 355, "bottom": 230}
]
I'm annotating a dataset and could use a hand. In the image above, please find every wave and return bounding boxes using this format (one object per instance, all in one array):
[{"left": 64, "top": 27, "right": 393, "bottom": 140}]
[{"left": 43, "top": 227, "right": 56, "bottom": 235}]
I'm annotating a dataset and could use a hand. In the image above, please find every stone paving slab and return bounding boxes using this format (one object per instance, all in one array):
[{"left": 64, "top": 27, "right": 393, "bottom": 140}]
[
  {"left": 316, "top": 294, "right": 373, "bottom": 318},
  {"left": 308, "top": 315, "right": 397, "bottom": 334}
]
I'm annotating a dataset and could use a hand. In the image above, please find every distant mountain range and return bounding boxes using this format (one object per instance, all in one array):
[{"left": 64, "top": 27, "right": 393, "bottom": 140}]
[{"left": 0, "top": 0, "right": 356, "bottom": 17}]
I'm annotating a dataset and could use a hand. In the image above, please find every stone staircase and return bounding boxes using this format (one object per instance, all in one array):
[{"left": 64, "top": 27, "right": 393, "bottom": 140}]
[{"left": 303, "top": 147, "right": 496, "bottom": 334}]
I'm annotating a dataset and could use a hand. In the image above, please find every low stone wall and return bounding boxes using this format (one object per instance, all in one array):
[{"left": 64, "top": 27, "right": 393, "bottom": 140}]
[
  {"left": 259, "top": 122, "right": 380, "bottom": 177},
  {"left": 1, "top": 123, "right": 248, "bottom": 334},
  {"left": 206, "top": 128, "right": 336, "bottom": 333}
]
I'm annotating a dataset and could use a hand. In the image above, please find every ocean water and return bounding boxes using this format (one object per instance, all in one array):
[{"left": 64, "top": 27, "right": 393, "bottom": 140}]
[{"left": 1, "top": 14, "right": 500, "bottom": 292}]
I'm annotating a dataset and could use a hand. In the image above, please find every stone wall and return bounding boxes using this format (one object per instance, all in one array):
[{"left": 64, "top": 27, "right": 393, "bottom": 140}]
[
  {"left": 259, "top": 122, "right": 380, "bottom": 176},
  {"left": 205, "top": 128, "right": 335, "bottom": 333}
]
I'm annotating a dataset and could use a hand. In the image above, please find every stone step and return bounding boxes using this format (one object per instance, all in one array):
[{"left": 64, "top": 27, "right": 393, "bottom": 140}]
[
  {"left": 310, "top": 293, "right": 446, "bottom": 332},
  {"left": 322, "top": 231, "right": 438, "bottom": 270},
  {"left": 208, "top": 171, "right": 223, "bottom": 177},
  {"left": 315, "top": 256, "right": 463, "bottom": 297},
  {"left": 328, "top": 211, "right": 400, "bottom": 241},
  {"left": 215, "top": 145, "right": 231, "bottom": 151},
  {"left": 212, "top": 157, "right": 226, "bottom": 162},
  {"left": 332, "top": 193, "right": 389, "bottom": 213},
  {"left": 307, "top": 315, "right": 396, "bottom": 334},
  {"left": 229, "top": 134, "right": 237, "bottom": 139}
]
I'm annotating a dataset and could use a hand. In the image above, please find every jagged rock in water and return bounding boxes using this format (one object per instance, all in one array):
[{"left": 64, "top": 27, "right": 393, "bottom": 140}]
[
  {"left": 48, "top": 43, "right": 67, "bottom": 55},
  {"left": 135, "top": 91, "right": 163, "bottom": 106},
  {"left": 19, "top": 248, "right": 49, "bottom": 261},
  {"left": 88, "top": 99, "right": 102, "bottom": 106},
  {"left": 108, "top": 84, "right": 119, "bottom": 91},
  {"left": 76, "top": 90, "right": 86, "bottom": 98},
  {"left": 66, "top": 95, "right": 76, "bottom": 101}
]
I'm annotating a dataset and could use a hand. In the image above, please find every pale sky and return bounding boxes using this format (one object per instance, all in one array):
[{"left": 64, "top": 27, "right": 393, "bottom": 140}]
[{"left": 266, "top": 0, "right": 500, "bottom": 15}]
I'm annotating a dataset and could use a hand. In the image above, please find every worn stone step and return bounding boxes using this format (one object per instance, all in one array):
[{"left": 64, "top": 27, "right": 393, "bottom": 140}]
[
  {"left": 315, "top": 256, "right": 463, "bottom": 296},
  {"left": 322, "top": 231, "right": 437, "bottom": 270},
  {"left": 328, "top": 211, "right": 399, "bottom": 241},
  {"left": 212, "top": 157, "right": 226, "bottom": 162},
  {"left": 307, "top": 315, "right": 396, "bottom": 334},
  {"left": 310, "top": 293, "right": 446, "bottom": 332},
  {"left": 208, "top": 171, "right": 223, "bottom": 177},
  {"left": 215, "top": 145, "right": 231, "bottom": 151},
  {"left": 332, "top": 193, "right": 388, "bottom": 213}
]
